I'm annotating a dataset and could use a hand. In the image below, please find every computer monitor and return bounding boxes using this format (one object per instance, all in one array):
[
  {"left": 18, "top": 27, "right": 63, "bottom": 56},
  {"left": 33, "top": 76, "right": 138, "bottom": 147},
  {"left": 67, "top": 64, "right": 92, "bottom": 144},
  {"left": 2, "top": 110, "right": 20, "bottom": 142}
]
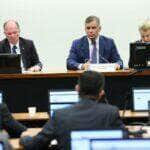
[
  {"left": 0, "top": 92, "right": 3, "bottom": 104},
  {"left": 49, "top": 90, "right": 78, "bottom": 116},
  {"left": 0, "top": 53, "right": 21, "bottom": 74},
  {"left": 91, "top": 139, "right": 150, "bottom": 150},
  {"left": 132, "top": 87, "right": 150, "bottom": 111},
  {"left": 129, "top": 42, "right": 150, "bottom": 69},
  {"left": 71, "top": 130, "right": 126, "bottom": 150},
  {"left": 0, "top": 142, "right": 4, "bottom": 150}
]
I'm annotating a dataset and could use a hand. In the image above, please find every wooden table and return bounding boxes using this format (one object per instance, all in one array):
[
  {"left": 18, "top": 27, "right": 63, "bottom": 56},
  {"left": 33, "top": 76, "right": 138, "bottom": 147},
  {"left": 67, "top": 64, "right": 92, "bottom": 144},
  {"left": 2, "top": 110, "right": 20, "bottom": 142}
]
[
  {"left": 3, "top": 69, "right": 150, "bottom": 112},
  {"left": 9, "top": 125, "right": 150, "bottom": 150},
  {"left": 12, "top": 112, "right": 49, "bottom": 121}
]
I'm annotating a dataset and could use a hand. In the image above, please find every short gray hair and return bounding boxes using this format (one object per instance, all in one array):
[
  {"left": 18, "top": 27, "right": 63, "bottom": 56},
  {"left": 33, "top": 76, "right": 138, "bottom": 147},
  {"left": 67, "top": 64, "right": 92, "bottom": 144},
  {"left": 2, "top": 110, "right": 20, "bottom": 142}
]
[
  {"left": 3, "top": 20, "right": 20, "bottom": 30},
  {"left": 85, "top": 16, "right": 100, "bottom": 27}
]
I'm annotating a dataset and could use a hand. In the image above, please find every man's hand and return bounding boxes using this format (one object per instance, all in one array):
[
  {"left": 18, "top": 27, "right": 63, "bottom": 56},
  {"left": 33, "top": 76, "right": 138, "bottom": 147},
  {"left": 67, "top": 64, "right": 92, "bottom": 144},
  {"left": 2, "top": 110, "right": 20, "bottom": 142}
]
[
  {"left": 21, "top": 128, "right": 42, "bottom": 137},
  {"left": 81, "top": 61, "right": 90, "bottom": 70},
  {"left": 115, "top": 64, "right": 121, "bottom": 70},
  {"left": 27, "top": 65, "right": 41, "bottom": 72}
]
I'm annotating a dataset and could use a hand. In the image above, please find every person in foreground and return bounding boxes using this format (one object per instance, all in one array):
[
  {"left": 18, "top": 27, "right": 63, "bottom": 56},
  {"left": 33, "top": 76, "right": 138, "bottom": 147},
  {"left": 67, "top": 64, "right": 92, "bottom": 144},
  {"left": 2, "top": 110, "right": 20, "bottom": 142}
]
[
  {"left": 0, "top": 20, "right": 42, "bottom": 72},
  {"left": 0, "top": 103, "right": 27, "bottom": 138},
  {"left": 66, "top": 15, "right": 123, "bottom": 70},
  {"left": 20, "top": 71, "right": 124, "bottom": 150}
]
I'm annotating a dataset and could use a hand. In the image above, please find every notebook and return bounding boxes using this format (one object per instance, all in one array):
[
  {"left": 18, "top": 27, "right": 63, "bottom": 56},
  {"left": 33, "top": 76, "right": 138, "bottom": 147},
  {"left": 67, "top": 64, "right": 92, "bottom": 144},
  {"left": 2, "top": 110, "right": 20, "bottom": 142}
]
[
  {"left": 132, "top": 87, "right": 150, "bottom": 111},
  {"left": 49, "top": 90, "right": 78, "bottom": 116},
  {"left": 0, "top": 53, "right": 21, "bottom": 74}
]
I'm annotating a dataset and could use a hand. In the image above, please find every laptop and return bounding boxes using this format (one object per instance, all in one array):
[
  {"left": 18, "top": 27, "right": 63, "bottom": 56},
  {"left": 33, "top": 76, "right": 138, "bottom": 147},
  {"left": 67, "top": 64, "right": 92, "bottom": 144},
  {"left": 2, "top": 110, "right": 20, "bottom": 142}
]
[
  {"left": 91, "top": 139, "right": 150, "bottom": 150},
  {"left": 49, "top": 90, "right": 78, "bottom": 116},
  {"left": 0, "top": 91, "right": 3, "bottom": 104},
  {"left": 0, "top": 142, "right": 4, "bottom": 150},
  {"left": 0, "top": 53, "right": 21, "bottom": 74},
  {"left": 71, "top": 130, "right": 127, "bottom": 150},
  {"left": 132, "top": 87, "right": 150, "bottom": 111}
]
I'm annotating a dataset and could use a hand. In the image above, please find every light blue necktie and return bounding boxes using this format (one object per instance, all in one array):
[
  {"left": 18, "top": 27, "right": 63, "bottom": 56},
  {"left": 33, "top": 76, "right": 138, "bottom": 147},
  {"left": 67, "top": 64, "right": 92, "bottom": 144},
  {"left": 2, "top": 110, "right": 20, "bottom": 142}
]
[
  {"left": 91, "top": 40, "right": 97, "bottom": 63},
  {"left": 12, "top": 45, "right": 17, "bottom": 54}
]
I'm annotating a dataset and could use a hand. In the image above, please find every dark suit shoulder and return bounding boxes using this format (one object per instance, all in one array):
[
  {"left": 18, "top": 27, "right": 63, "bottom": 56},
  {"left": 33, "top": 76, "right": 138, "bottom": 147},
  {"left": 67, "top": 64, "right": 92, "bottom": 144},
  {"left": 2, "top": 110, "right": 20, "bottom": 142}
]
[
  {"left": 100, "top": 35, "right": 114, "bottom": 43},
  {"left": 54, "top": 101, "right": 119, "bottom": 117},
  {"left": 72, "top": 36, "right": 87, "bottom": 46},
  {"left": 97, "top": 103, "right": 118, "bottom": 112},
  {"left": 0, "top": 38, "right": 8, "bottom": 45},
  {"left": 19, "top": 37, "right": 34, "bottom": 44}
]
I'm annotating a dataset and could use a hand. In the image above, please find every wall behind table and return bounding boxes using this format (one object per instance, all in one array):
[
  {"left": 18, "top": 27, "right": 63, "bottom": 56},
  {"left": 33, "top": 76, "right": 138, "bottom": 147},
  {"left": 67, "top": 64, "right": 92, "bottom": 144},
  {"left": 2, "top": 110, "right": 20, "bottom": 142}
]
[{"left": 0, "top": 0, "right": 149, "bottom": 70}]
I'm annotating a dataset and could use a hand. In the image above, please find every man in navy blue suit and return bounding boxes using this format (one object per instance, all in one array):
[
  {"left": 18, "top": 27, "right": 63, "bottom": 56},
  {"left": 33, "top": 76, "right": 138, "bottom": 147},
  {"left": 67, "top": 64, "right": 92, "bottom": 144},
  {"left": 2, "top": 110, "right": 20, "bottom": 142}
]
[{"left": 67, "top": 16, "right": 123, "bottom": 70}]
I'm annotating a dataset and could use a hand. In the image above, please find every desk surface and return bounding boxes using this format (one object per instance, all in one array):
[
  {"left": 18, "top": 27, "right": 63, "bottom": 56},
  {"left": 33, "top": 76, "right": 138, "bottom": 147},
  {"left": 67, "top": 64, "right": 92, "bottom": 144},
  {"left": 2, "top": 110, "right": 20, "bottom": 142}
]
[
  {"left": 10, "top": 126, "right": 150, "bottom": 150},
  {"left": 10, "top": 128, "right": 41, "bottom": 150},
  {"left": 1, "top": 69, "right": 150, "bottom": 79},
  {"left": 119, "top": 110, "right": 149, "bottom": 118},
  {"left": 12, "top": 112, "right": 49, "bottom": 121},
  {"left": 12, "top": 110, "right": 149, "bottom": 122}
]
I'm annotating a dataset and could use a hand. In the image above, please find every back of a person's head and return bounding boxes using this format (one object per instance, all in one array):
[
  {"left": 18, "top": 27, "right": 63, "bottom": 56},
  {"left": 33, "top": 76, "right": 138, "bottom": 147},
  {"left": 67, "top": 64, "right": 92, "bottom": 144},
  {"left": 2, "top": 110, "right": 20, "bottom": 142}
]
[{"left": 78, "top": 71, "right": 104, "bottom": 98}]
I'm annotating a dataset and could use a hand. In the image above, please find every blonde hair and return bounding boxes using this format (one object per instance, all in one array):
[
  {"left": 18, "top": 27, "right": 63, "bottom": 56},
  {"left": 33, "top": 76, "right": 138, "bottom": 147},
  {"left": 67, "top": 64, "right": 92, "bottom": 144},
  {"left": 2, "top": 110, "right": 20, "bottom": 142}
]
[{"left": 139, "top": 19, "right": 150, "bottom": 32}]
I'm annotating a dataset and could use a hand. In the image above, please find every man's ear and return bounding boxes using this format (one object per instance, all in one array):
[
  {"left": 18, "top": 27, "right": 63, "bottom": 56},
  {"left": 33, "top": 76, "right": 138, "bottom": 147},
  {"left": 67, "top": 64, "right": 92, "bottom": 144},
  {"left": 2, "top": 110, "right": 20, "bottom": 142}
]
[
  {"left": 75, "top": 84, "right": 80, "bottom": 92},
  {"left": 99, "top": 90, "right": 105, "bottom": 98}
]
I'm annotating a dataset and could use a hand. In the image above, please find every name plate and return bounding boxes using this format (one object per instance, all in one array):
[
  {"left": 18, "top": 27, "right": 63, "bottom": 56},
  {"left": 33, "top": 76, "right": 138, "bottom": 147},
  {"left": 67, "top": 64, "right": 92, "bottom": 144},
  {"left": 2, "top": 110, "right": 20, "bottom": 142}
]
[{"left": 88, "top": 63, "right": 116, "bottom": 72}]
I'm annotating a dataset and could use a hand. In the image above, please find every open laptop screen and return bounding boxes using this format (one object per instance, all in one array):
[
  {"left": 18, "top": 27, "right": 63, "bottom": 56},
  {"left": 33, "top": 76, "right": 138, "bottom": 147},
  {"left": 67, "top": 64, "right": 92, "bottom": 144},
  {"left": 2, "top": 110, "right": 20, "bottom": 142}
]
[
  {"left": 132, "top": 88, "right": 150, "bottom": 111},
  {"left": 0, "top": 142, "right": 3, "bottom": 150},
  {"left": 71, "top": 130, "right": 125, "bottom": 150},
  {"left": 49, "top": 90, "right": 78, "bottom": 116},
  {"left": 91, "top": 139, "right": 150, "bottom": 150}
]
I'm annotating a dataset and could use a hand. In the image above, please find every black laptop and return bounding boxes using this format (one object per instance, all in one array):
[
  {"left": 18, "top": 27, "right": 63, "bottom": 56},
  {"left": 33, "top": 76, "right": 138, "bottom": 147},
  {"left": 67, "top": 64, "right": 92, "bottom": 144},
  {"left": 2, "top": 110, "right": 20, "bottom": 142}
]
[
  {"left": 0, "top": 53, "right": 21, "bottom": 73},
  {"left": 48, "top": 90, "right": 78, "bottom": 116}
]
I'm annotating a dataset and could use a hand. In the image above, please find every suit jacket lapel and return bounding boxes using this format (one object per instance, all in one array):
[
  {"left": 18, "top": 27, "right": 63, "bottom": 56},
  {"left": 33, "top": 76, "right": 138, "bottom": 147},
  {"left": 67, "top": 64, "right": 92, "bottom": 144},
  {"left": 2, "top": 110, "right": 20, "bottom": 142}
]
[
  {"left": 19, "top": 38, "right": 27, "bottom": 68},
  {"left": 4, "top": 39, "right": 11, "bottom": 53},
  {"left": 99, "top": 36, "right": 105, "bottom": 57},
  {"left": 82, "top": 36, "right": 90, "bottom": 60}
]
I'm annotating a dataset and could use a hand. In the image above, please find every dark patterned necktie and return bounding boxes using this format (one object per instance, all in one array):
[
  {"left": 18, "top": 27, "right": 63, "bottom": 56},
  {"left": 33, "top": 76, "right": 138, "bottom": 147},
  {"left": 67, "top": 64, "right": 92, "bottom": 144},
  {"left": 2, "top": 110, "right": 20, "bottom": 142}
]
[
  {"left": 91, "top": 39, "right": 97, "bottom": 63},
  {"left": 12, "top": 45, "right": 17, "bottom": 54}
]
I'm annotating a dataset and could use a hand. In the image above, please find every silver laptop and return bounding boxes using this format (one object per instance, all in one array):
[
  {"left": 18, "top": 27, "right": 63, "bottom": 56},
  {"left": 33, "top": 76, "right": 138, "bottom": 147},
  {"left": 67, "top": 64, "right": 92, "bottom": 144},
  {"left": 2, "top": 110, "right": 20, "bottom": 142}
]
[
  {"left": 49, "top": 90, "right": 78, "bottom": 116},
  {"left": 71, "top": 130, "right": 125, "bottom": 150},
  {"left": 132, "top": 87, "right": 150, "bottom": 111},
  {"left": 91, "top": 139, "right": 150, "bottom": 150}
]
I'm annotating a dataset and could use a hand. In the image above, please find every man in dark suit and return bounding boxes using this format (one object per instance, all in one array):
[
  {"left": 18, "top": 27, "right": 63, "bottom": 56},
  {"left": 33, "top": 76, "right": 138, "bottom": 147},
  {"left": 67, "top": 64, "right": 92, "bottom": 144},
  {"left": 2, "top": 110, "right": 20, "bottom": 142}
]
[
  {"left": 0, "top": 103, "right": 27, "bottom": 138},
  {"left": 67, "top": 16, "right": 123, "bottom": 70},
  {"left": 0, "top": 20, "right": 42, "bottom": 72},
  {"left": 20, "top": 71, "right": 124, "bottom": 150}
]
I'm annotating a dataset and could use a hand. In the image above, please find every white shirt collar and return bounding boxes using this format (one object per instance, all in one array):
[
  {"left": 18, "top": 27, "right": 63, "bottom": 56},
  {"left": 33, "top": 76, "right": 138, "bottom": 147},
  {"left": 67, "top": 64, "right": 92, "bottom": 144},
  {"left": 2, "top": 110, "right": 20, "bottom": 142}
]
[
  {"left": 87, "top": 35, "right": 100, "bottom": 45},
  {"left": 10, "top": 42, "right": 19, "bottom": 50}
]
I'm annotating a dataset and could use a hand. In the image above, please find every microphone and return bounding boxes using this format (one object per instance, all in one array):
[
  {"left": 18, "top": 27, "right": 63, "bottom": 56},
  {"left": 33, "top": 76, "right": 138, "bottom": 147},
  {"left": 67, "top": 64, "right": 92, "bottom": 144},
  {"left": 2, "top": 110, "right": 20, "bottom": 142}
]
[{"left": 99, "top": 55, "right": 110, "bottom": 63}]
